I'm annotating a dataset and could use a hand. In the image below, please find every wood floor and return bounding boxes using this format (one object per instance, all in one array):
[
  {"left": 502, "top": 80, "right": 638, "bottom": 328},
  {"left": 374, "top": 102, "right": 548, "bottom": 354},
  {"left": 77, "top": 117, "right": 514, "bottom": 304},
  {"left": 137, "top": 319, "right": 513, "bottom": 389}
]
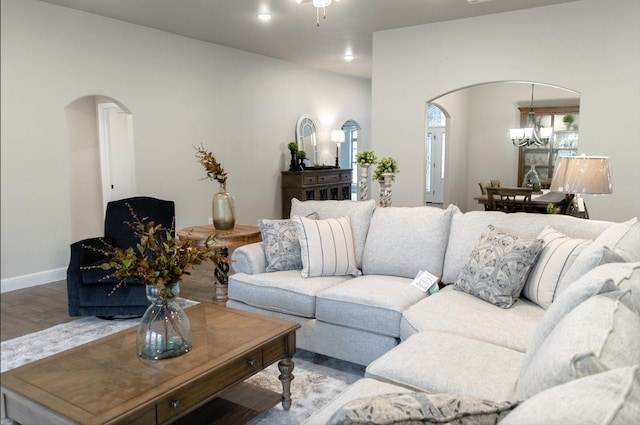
[{"left": 1, "top": 262, "right": 218, "bottom": 343}]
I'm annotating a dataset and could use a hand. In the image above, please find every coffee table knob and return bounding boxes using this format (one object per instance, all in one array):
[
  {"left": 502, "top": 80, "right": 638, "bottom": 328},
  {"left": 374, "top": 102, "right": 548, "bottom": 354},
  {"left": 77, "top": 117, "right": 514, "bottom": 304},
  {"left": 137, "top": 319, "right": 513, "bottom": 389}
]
[
  {"left": 171, "top": 400, "right": 182, "bottom": 409},
  {"left": 248, "top": 359, "right": 256, "bottom": 367}
]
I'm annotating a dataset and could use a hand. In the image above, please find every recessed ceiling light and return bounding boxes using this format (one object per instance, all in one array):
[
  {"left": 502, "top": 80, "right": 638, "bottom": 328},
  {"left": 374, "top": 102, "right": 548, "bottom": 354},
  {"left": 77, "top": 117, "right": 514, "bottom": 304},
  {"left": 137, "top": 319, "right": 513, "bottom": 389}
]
[
  {"left": 343, "top": 54, "right": 354, "bottom": 61},
  {"left": 257, "top": 12, "right": 272, "bottom": 21}
]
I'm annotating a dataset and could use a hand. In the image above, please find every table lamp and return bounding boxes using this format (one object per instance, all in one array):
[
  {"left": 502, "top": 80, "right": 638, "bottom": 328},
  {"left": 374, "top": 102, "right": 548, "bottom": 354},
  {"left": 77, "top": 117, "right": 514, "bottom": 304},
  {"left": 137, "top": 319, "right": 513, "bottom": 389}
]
[
  {"left": 331, "top": 129, "right": 345, "bottom": 167},
  {"left": 549, "top": 155, "right": 613, "bottom": 219}
]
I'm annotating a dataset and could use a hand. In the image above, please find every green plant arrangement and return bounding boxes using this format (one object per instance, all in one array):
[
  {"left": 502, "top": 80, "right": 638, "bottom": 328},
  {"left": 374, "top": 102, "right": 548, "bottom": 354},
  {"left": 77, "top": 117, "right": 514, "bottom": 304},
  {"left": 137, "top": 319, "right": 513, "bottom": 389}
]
[
  {"left": 296, "top": 150, "right": 307, "bottom": 160},
  {"left": 546, "top": 203, "right": 561, "bottom": 214},
  {"left": 374, "top": 156, "right": 400, "bottom": 181},
  {"left": 85, "top": 204, "right": 222, "bottom": 297},
  {"left": 562, "top": 115, "right": 574, "bottom": 124},
  {"left": 194, "top": 144, "right": 227, "bottom": 185},
  {"left": 287, "top": 142, "right": 298, "bottom": 152},
  {"left": 356, "top": 150, "right": 377, "bottom": 165}
]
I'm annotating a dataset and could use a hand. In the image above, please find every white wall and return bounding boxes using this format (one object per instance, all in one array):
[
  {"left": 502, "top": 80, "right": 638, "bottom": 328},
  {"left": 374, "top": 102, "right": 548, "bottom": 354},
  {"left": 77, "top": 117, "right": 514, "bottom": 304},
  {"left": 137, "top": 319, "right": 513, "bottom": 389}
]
[
  {"left": 0, "top": 0, "right": 371, "bottom": 290},
  {"left": 372, "top": 0, "right": 640, "bottom": 221}
]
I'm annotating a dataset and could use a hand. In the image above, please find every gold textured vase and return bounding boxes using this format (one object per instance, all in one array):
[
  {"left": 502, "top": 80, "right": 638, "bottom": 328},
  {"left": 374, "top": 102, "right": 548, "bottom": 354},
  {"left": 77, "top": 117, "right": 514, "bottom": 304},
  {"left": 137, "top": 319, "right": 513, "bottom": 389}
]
[{"left": 212, "top": 183, "right": 235, "bottom": 230}]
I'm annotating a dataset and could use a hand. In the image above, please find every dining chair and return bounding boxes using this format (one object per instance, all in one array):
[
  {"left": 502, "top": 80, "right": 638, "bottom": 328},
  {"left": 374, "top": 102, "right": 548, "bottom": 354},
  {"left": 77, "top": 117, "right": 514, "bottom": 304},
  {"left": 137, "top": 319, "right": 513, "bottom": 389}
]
[
  {"left": 477, "top": 179, "right": 501, "bottom": 196},
  {"left": 486, "top": 187, "right": 533, "bottom": 213}
]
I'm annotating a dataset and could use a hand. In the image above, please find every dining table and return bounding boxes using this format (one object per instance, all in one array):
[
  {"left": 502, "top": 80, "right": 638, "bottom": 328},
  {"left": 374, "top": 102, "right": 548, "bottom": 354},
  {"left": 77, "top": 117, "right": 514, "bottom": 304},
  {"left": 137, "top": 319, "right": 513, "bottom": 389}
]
[{"left": 474, "top": 189, "right": 567, "bottom": 214}]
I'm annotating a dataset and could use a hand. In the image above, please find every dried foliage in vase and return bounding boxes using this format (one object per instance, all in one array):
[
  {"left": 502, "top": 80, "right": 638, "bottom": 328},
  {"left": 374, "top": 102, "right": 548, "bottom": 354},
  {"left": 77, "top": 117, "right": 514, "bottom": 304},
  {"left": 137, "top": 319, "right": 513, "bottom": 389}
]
[{"left": 195, "top": 144, "right": 228, "bottom": 185}]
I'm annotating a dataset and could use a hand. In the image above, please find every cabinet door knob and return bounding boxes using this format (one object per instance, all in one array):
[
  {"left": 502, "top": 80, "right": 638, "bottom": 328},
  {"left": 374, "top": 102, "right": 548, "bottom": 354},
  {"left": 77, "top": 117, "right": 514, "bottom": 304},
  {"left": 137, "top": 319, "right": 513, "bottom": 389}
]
[
  {"left": 171, "top": 400, "right": 182, "bottom": 409},
  {"left": 248, "top": 359, "right": 256, "bottom": 367}
]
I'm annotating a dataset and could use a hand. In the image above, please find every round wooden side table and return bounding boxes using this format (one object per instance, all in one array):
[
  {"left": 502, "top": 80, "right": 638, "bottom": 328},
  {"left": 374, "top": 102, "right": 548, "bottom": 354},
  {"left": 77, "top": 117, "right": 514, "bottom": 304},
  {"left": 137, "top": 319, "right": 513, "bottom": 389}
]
[{"left": 177, "top": 224, "right": 261, "bottom": 304}]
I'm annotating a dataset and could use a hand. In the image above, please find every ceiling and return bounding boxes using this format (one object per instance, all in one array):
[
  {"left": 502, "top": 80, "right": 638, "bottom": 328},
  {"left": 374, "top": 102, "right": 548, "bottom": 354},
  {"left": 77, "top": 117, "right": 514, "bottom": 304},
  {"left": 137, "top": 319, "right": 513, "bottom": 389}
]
[{"left": 38, "top": 0, "right": 579, "bottom": 79}]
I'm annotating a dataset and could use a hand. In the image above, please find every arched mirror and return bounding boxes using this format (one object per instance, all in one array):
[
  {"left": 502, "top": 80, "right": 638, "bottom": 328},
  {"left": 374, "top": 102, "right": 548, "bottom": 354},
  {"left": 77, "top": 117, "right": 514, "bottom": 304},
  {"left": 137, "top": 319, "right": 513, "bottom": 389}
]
[{"left": 295, "top": 114, "right": 317, "bottom": 164}]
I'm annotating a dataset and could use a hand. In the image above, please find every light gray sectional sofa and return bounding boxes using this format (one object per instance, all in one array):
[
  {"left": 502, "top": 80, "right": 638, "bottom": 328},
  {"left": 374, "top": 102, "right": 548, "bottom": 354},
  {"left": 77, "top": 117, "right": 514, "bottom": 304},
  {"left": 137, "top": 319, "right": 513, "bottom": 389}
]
[{"left": 227, "top": 199, "right": 640, "bottom": 424}]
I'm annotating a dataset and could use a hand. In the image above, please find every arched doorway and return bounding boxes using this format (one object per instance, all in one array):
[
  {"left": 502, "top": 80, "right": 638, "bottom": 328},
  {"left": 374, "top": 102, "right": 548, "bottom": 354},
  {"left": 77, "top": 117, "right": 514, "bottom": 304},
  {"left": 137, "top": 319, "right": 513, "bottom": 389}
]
[
  {"left": 339, "top": 119, "right": 361, "bottom": 199},
  {"left": 425, "top": 82, "right": 580, "bottom": 210},
  {"left": 66, "top": 96, "right": 135, "bottom": 241}
]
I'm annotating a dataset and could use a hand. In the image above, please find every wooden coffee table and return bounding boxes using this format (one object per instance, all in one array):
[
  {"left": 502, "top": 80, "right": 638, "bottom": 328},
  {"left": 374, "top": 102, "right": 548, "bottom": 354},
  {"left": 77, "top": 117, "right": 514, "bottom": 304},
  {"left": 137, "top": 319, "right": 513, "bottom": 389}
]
[{"left": 1, "top": 304, "right": 300, "bottom": 425}]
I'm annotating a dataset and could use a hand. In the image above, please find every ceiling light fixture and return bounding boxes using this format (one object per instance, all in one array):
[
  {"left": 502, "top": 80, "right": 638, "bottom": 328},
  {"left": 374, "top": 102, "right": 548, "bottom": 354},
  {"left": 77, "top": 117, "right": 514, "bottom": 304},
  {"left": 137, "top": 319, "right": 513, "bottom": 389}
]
[
  {"left": 343, "top": 53, "right": 354, "bottom": 61},
  {"left": 296, "top": 0, "right": 341, "bottom": 27},
  {"left": 257, "top": 12, "right": 272, "bottom": 22},
  {"left": 509, "top": 84, "right": 553, "bottom": 147}
]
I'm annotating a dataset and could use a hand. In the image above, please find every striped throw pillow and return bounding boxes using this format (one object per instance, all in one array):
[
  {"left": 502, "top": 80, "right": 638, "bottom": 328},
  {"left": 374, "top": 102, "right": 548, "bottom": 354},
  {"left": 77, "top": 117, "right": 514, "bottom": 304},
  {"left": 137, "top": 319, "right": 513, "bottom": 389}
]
[
  {"left": 522, "top": 226, "right": 591, "bottom": 309},
  {"left": 292, "top": 215, "right": 359, "bottom": 278}
]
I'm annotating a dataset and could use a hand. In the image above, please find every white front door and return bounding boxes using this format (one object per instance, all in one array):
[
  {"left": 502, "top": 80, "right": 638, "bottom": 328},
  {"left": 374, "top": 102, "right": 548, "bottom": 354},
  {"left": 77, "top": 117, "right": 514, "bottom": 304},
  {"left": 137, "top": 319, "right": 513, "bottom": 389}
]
[{"left": 426, "top": 126, "right": 445, "bottom": 204}]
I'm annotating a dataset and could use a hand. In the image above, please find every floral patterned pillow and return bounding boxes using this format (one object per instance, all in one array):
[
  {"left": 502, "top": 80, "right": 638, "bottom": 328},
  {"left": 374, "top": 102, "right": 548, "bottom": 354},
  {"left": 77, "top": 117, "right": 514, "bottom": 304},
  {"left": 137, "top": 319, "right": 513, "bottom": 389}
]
[
  {"left": 258, "top": 219, "right": 302, "bottom": 272},
  {"left": 454, "top": 225, "right": 543, "bottom": 309},
  {"left": 328, "top": 392, "right": 518, "bottom": 425}
]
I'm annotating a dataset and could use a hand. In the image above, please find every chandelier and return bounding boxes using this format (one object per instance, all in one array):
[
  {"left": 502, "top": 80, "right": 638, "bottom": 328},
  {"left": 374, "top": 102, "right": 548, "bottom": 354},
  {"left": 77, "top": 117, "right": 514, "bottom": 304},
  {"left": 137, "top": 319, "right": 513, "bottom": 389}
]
[
  {"left": 509, "top": 84, "right": 553, "bottom": 147},
  {"left": 295, "top": 0, "right": 340, "bottom": 27}
]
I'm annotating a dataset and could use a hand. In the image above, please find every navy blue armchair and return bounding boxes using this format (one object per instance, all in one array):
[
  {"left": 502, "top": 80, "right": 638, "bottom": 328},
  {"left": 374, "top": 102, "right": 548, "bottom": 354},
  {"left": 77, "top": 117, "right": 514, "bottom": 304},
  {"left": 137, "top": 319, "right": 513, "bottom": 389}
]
[{"left": 66, "top": 196, "right": 176, "bottom": 317}]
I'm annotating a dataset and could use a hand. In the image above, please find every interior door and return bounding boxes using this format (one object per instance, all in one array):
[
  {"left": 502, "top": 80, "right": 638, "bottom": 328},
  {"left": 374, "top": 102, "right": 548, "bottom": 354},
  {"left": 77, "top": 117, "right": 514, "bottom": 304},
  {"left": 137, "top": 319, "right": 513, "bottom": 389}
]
[{"left": 97, "top": 102, "right": 136, "bottom": 211}]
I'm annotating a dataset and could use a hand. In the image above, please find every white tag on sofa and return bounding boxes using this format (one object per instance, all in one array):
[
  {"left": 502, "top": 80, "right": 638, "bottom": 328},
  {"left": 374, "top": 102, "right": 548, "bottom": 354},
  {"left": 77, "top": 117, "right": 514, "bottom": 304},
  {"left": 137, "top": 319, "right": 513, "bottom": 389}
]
[{"left": 411, "top": 270, "right": 440, "bottom": 295}]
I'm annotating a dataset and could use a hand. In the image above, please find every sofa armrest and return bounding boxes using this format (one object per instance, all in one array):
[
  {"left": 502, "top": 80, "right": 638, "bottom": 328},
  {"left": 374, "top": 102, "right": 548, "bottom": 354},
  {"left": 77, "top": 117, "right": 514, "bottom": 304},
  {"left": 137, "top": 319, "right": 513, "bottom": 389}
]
[{"left": 231, "top": 242, "right": 267, "bottom": 274}]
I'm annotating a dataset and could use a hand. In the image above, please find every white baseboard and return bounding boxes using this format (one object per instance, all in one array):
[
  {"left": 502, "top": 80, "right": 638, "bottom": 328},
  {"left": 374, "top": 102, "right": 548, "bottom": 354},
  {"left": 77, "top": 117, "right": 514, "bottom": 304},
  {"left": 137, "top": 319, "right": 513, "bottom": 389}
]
[{"left": 1, "top": 268, "right": 67, "bottom": 293}]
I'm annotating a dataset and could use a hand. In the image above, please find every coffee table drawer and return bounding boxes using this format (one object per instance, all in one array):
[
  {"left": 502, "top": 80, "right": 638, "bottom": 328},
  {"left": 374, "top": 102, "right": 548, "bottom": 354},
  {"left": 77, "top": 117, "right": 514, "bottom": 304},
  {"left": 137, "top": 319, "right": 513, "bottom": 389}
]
[{"left": 156, "top": 348, "right": 263, "bottom": 424}]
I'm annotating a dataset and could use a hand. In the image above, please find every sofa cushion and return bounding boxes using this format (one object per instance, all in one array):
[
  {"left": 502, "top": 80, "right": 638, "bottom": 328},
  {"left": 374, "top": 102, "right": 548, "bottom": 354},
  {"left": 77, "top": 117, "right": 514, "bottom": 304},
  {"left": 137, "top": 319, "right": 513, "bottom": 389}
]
[
  {"left": 365, "top": 331, "right": 524, "bottom": 401},
  {"left": 361, "top": 205, "right": 456, "bottom": 279},
  {"left": 521, "top": 226, "right": 591, "bottom": 309},
  {"left": 556, "top": 218, "right": 637, "bottom": 293},
  {"left": 227, "top": 270, "right": 351, "bottom": 317},
  {"left": 519, "top": 262, "right": 640, "bottom": 381},
  {"left": 400, "top": 285, "right": 544, "bottom": 352},
  {"left": 610, "top": 217, "right": 640, "bottom": 261},
  {"left": 502, "top": 366, "right": 640, "bottom": 425},
  {"left": 291, "top": 199, "right": 375, "bottom": 269},
  {"left": 258, "top": 218, "right": 303, "bottom": 272},
  {"left": 316, "top": 275, "right": 425, "bottom": 338},
  {"left": 442, "top": 211, "right": 613, "bottom": 284},
  {"left": 453, "top": 225, "right": 543, "bottom": 309},
  {"left": 328, "top": 392, "right": 517, "bottom": 425},
  {"left": 516, "top": 291, "right": 640, "bottom": 399},
  {"left": 292, "top": 215, "right": 359, "bottom": 278}
]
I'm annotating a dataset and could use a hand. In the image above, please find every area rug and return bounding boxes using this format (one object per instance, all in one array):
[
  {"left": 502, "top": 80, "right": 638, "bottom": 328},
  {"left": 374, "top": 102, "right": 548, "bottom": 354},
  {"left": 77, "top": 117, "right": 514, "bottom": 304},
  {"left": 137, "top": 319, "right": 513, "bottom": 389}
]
[{"left": 0, "top": 299, "right": 364, "bottom": 424}]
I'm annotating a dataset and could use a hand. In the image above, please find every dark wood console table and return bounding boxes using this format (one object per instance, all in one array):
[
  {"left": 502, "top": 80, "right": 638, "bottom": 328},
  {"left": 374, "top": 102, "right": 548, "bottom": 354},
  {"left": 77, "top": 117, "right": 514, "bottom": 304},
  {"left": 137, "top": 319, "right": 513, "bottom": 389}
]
[{"left": 281, "top": 168, "right": 352, "bottom": 218}]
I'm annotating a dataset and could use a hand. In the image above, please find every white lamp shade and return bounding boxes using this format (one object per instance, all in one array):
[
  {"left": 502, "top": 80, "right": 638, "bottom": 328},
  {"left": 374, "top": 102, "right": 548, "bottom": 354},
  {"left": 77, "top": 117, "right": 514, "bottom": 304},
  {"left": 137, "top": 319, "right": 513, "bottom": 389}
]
[
  {"left": 331, "top": 129, "right": 345, "bottom": 143},
  {"left": 540, "top": 127, "right": 553, "bottom": 139},
  {"left": 550, "top": 156, "right": 613, "bottom": 194},
  {"left": 313, "top": 0, "right": 332, "bottom": 7}
]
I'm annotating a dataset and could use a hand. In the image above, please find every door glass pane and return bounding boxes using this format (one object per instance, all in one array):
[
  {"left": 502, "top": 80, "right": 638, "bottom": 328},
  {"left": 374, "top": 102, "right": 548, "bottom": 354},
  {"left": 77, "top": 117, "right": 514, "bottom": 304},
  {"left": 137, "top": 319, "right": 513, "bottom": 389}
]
[
  {"left": 441, "top": 133, "right": 446, "bottom": 179},
  {"left": 426, "top": 132, "right": 432, "bottom": 193},
  {"left": 351, "top": 129, "right": 358, "bottom": 186}
]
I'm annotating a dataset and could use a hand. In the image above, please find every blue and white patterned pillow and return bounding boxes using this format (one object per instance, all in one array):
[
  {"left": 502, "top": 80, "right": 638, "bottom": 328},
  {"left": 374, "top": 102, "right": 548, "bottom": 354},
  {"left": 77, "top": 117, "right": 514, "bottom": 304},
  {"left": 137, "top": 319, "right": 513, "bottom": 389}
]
[
  {"left": 454, "top": 225, "right": 543, "bottom": 309},
  {"left": 258, "top": 219, "right": 303, "bottom": 272}
]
